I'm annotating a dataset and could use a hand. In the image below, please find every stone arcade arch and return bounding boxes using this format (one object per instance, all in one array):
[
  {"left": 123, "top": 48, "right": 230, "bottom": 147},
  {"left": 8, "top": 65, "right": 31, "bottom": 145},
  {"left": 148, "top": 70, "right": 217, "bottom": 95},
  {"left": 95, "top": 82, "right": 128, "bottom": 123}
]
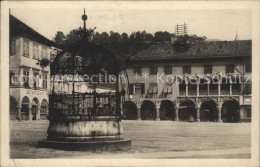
[
  {"left": 21, "top": 96, "right": 30, "bottom": 120},
  {"left": 123, "top": 101, "right": 138, "bottom": 120},
  {"left": 141, "top": 100, "right": 156, "bottom": 120},
  {"left": 159, "top": 100, "right": 175, "bottom": 120},
  {"left": 179, "top": 100, "right": 196, "bottom": 121},
  {"left": 222, "top": 100, "right": 240, "bottom": 123},
  {"left": 40, "top": 99, "right": 48, "bottom": 120},
  {"left": 31, "top": 97, "right": 39, "bottom": 120},
  {"left": 200, "top": 100, "right": 218, "bottom": 122},
  {"left": 10, "top": 96, "right": 18, "bottom": 120}
]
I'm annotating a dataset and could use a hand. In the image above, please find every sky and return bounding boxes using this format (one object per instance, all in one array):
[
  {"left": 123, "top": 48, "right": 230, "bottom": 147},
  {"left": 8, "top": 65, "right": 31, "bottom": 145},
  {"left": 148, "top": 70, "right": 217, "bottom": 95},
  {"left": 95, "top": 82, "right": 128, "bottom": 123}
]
[{"left": 10, "top": 8, "right": 252, "bottom": 41}]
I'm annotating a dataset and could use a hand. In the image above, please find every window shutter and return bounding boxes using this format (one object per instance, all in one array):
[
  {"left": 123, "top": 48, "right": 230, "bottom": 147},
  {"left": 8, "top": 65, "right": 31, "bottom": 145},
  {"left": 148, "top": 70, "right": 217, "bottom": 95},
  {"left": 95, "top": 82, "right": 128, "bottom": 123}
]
[
  {"left": 141, "top": 83, "right": 145, "bottom": 94},
  {"left": 129, "top": 84, "right": 134, "bottom": 95}
]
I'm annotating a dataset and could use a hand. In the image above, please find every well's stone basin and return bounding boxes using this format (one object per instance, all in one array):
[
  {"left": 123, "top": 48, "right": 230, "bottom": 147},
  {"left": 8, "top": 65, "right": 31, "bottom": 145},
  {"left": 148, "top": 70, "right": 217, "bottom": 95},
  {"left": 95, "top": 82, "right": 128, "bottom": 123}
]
[
  {"left": 38, "top": 117, "right": 131, "bottom": 151},
  {"left": 47, "top": 119, "right": 123, "bottom": 141}
]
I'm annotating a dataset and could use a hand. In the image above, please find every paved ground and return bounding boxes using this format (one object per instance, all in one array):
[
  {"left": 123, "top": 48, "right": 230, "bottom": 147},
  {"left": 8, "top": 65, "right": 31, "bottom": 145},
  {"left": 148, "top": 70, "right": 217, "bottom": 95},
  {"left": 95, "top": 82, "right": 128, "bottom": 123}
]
[{"left": 10, "top": 120, "right": 251, "bottom": 159}]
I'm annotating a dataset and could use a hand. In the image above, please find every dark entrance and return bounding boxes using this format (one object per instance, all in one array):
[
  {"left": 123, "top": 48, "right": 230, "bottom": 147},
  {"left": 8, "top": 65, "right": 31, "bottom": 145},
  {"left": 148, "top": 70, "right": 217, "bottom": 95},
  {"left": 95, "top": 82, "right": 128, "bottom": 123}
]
[
  {"left": 32, "top": 98, "right": 39, "bottom": 120},
  {"left": 123, "top": 101, "right": 138, "bottom": 120},
  {"left": 141, "top": 100, "right": 156, "bottom": 120},
  {"left": 159, "top": 100, "right": 175, "bottom": 120},
  {"left": 179, "top": 101, "right": 196, "bottom": 121},
  {"left": 222, "top": 100, "right": 240, "bottom": 123},
  {"left": 200, "top": 101, "right": 218, "bottom": 122}
]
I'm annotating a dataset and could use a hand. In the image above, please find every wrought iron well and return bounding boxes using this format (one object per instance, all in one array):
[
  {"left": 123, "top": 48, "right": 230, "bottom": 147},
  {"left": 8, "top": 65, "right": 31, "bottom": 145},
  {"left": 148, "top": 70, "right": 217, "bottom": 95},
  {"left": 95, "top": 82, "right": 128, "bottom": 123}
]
[{"left": 38, "top": 9, "right": 131, "bottom": 151}]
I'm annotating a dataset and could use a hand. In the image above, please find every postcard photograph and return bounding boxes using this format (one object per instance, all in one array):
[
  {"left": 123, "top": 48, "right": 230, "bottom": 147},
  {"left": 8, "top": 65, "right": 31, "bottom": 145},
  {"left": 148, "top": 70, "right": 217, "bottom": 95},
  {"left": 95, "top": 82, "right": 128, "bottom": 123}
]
[{"left": 1, "top": 1, "right": 259, "bottom": 167}]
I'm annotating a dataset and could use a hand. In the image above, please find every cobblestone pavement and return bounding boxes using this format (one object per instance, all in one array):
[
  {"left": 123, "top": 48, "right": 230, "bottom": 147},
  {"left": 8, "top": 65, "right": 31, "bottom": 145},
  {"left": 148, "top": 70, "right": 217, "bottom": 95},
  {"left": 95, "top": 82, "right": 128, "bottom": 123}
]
[{"left": 10, "top": 120, "right": 251, "bottom": 158}]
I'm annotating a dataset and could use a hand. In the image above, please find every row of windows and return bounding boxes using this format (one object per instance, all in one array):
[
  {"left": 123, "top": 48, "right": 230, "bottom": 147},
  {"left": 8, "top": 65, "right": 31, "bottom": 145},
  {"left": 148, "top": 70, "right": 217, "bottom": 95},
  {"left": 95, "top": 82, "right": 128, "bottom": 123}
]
[
  {"left": 10, "top": 39, "right": 49, "bottom": 60},
  {"left": 133, "top": 64, "right": 252, "bottom": 75},
  {"left": 10, "top": 69, "right": 48, "bottom": 89},
  {"left": 129, "top": 83, "right": 251, "bottom": 95}
]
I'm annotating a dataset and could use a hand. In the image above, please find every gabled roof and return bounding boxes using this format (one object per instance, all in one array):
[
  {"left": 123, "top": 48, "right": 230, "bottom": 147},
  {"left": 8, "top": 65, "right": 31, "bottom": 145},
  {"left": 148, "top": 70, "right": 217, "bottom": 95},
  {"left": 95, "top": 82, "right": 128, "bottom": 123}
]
[
  {"left": 10, "top": 14, "right": 56, "bottom": 47},
  {"left": 132, "top": 40, "right": 251, "bottom": 60}
]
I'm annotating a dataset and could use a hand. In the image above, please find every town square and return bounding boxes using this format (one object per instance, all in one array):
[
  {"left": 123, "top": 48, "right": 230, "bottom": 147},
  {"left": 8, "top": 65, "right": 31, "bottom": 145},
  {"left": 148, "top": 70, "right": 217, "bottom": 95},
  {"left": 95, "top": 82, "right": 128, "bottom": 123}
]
[{"left": 1, "top": 1, "right": 259, "bottom": 167}]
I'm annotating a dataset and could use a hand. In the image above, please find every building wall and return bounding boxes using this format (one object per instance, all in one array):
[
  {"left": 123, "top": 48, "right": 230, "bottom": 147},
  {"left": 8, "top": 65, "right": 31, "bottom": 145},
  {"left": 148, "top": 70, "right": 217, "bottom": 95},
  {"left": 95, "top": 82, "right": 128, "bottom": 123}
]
[
  {"left": 123, "top": 57, "right": 251, "bottom": 122},
  {"left": 10, "top": 36, "right": 53, "bottom": 120}
]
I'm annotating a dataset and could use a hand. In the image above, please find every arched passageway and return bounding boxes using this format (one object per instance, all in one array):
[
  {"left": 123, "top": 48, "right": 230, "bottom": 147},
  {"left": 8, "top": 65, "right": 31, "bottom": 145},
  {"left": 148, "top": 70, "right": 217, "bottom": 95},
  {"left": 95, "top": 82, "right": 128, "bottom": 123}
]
[
  {"left": 159, "top": 100, "right": 175, "bottom": 120},
  {"left": 32, "top": 98, "right": 39, "bottom": 120},
  {"left": 200, "top": 101, "right": 218, "bottom": 122},
  {"left": 123, "top": 101, "right": 138, "bottom": 120},
  {"left": 141, "top": 100, "right": 156, "bottom": 120},
  {"left": 10, "top": 96, "right": 18, "bottom": 120},
  {"left": 21, "top": 96, "right": 30, "bottom": 120},
  {"left": 222, "top": 100, "right": 240, "bottom": 123},
  {"left": 179, "top": 100, "right": 196, "bottom": 121},
  {"left": 41, "top": 99, "right": 48, "bottom": 120}
]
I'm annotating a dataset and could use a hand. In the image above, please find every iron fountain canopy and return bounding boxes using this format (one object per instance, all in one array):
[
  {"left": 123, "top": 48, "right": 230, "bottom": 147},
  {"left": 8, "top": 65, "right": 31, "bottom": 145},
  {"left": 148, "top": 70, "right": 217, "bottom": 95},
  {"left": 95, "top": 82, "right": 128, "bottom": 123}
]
[{"left": 39, "top": 9, "right": 131, "bottom": 151}]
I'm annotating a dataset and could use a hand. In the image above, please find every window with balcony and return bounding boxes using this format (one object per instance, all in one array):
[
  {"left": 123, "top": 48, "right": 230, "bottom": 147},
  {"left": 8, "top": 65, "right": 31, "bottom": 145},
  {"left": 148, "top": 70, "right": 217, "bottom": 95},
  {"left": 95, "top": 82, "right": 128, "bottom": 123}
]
[
  {"left": 148, "top": 83, "right": 158, "bottom": 94},
  {"left": 133, "top": 67, "right": 141, "bottom": 75},
  {"left": 23, "top": 40, "right": 29, "bottom": 57},
  {"left": 226, "top": 65, "right": 234, "bottom": 74},
  {"left": 164, "top": 66, "right": 172, "bottom": 75},
  {"left": 183, "top": 66, "right": 191, "bottom": 74},
  {"left": 179, "top": 83, "right": 186, "bottom": 96},
  {"left": 150, "top": 66, "right": 158, "bottom": 75},
  {"left": 188, "top": 84, "right": 197, "bottom": 95},
  {"left": 245, "top": 64, "right": 251, "bottom": 73},
  {"left": 204, "top": 65, "right": 212, "bottom": 74},
  {"left": 23, "top": 70, "right": 30, "bottom": 88},
  {"left": 33, "top": 71, "right": 39, "bottom": 89}
]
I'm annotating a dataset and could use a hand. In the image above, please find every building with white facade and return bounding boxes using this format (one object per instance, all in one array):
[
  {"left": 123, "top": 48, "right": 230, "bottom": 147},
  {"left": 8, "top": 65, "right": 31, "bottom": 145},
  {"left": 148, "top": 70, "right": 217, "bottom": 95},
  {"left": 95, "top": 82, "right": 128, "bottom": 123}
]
[{"left": 9, "top": 15, "right": 56, "bottom": 120}]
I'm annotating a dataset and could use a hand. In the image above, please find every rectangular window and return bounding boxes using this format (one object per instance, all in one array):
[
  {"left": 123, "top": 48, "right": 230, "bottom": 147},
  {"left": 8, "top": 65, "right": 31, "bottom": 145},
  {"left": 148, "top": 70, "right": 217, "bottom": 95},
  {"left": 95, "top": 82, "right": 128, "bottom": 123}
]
[
  {"left": 226, "top": 65, "right": 234, "bottom": 74},
  {"left": 10, "top": 39, "right": 16, "bottom": 54},
  {"left": 246, "top": 107, "right": 251, "bottom": 118},
  {"left": 150, "top": 66, "right": 158, "bottom": 75},
  {"left": 134, "top": 84, "right": 142, "bottom": 94},
  {"left": 244, "top": 83, "right": 252, "bottom": 94},
  {"left": 163, "top": 82, "right": 172, "bottom": 94},
  {"left": 148, "top": 83, "right": 158, "bottom": 94},
  {"left": 42, "top": 73, "right": 48, "bottom": 89},
  {"left": 133, "top": 67, "right": 141, "bottom": 75},
  {"left": 183, "top": 66, "right": 191, "bottom": 74},
  {"left": 41, "top": 46, "right": 48, "bottom": 59},
  {"left": 164, "top": 66, "right": 172, "bottom": 75},
  {"left": 23, "top": 40, "right": 29, "bottom": 57},
  {"left": 33, "top": 43, "right": 39, "bottom": 59},
  {"left": 23, "top": 70, "right": 30, "bottom": 88},
  {"left": 245, "top": 64, "right": 251, "bottom": 73},
  {"left": 33, "top": 71, "right": 39, "bottom": 89},
  {"left": 204, "top": 65, "right": 212, "bottom": 74}
]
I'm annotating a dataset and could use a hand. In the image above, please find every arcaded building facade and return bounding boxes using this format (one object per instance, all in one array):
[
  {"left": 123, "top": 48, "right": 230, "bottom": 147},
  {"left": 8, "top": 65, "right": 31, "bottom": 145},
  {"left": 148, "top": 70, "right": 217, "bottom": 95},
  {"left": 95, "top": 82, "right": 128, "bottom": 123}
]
[
  {"left": 123, "top": 40, "right": 252, "bottom": 122},
  {"left": 9, "top": 15, "right": 55, "bottom": 120}
]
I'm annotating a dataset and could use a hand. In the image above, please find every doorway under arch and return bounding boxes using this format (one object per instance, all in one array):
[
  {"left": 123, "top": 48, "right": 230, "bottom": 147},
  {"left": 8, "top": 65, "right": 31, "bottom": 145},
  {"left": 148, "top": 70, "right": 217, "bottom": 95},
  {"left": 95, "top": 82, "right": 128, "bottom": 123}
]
[
  {"left": 222, "top": 100, "right": 240, "bottom": 123},
  {"left": 200, "top": 100, "right": 218, "bottom": 122},
  {"left": 32, "top": 97, "right": 39, "bottom": 120},
  {"left": 179, "top": 100, "right": 196, "bottom": 121},
  {"left": 159, "top": 100, "right": 175, "bottom": 120},
  {"left": 141, "top": 100, "right": 156, "bottom": 120},
  {"left": 123, "top": 101, "right": 138, "bottom": 120},
  {"left": 10, "top": 96, "right": 18, "bottom": 120}
]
